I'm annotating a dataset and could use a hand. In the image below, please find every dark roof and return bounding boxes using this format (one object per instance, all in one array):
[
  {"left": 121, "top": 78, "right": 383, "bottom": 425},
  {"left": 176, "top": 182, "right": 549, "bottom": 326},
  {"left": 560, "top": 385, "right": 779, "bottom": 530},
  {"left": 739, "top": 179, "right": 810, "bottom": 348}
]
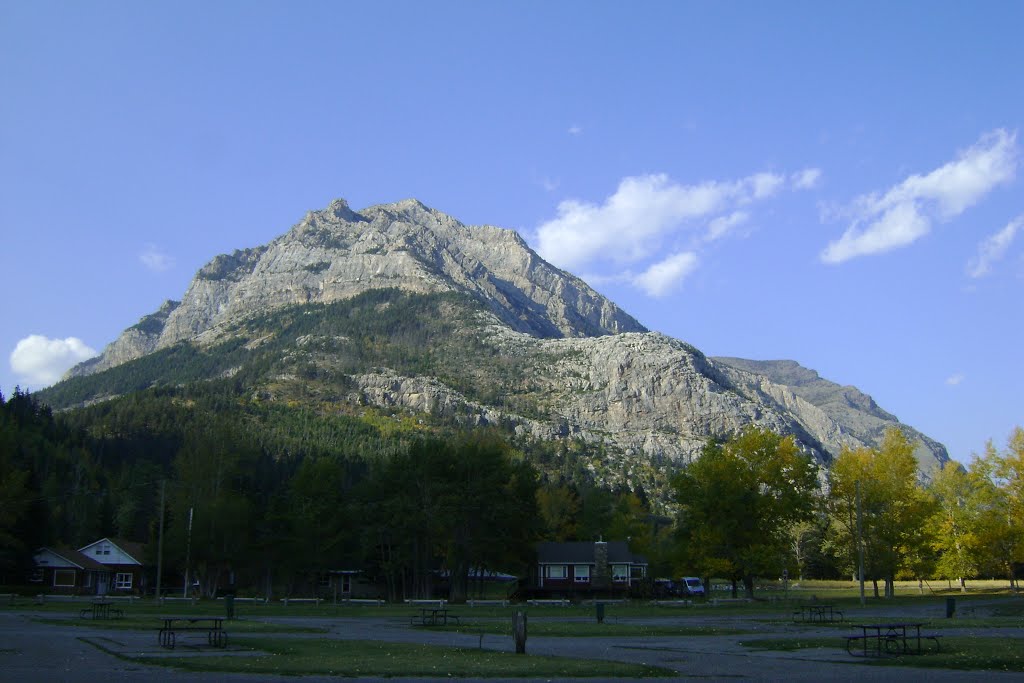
[
  {"left": 536, "top": 541, "right": 647, "bottom": 565},
  {"left": 79, "top": 537, "right": 147, "bottom": 565},
  {"left": 37, "top": 546, "right": 108, "bottom": 572}
]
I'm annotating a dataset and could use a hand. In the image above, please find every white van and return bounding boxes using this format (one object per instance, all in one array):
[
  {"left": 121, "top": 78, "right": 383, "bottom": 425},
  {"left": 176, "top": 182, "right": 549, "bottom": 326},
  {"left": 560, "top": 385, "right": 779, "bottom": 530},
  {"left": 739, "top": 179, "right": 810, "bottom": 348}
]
[{"left": 681, "top": 577, "right": 705, "bottom": 596}]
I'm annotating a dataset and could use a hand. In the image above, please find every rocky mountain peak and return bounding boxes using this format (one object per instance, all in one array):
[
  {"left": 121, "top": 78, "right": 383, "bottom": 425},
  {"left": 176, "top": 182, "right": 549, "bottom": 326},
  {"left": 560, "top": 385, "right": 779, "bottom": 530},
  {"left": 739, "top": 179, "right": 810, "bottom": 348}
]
[{"left": 60, "top": 197, "right": 950, "bottom": 483}]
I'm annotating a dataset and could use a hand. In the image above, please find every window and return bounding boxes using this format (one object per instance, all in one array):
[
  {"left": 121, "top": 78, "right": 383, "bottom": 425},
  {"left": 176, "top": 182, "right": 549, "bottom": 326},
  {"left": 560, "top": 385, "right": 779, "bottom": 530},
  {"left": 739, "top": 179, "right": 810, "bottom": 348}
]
[
  {"left": 544, "top": 565, "right": 567, "bottom": 579},
  {"left": 341, "top": 575, "right": 351, "bottom": 593},
  {"left": 54, "top": 570, "right": 76, "bottom": 587},
  {"left": 29, "top": 568, "right": 44, "bottom": 583},
  {"left": 84, "top": 572, "right": 93, "bottom": 588},
  {"left": 611, "top": 565, "right": 629, "bottom": 582},
  {"left": 94, "top": 543, "right": 111, "bottom": 556},
  {"left": 115, "top": 573, "right": 132, "bottom": 590},
  {"left": 574, "top": 565, "right": 590, "bottom": 583}
]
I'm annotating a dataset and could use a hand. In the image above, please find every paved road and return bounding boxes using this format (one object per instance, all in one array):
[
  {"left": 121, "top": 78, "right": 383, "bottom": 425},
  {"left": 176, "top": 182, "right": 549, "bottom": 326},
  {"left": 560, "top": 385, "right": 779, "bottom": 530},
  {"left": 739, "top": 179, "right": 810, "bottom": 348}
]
[{"left": 2, "top": 603, "right": 1024, "bottom": 683}]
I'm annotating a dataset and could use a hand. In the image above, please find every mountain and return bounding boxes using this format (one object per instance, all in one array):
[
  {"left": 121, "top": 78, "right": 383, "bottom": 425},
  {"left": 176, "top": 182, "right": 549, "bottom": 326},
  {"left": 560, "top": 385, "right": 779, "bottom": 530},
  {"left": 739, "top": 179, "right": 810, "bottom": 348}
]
[{"left": 51, "top": 198, "right": 950, "bottom": 498}]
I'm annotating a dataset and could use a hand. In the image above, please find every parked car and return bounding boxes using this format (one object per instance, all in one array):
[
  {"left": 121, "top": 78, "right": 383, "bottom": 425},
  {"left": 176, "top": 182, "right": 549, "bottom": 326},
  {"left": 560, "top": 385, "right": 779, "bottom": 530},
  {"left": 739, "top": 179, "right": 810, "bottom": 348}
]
[{"left": 680, "top": 577, "right": 705, "bottom": 596}]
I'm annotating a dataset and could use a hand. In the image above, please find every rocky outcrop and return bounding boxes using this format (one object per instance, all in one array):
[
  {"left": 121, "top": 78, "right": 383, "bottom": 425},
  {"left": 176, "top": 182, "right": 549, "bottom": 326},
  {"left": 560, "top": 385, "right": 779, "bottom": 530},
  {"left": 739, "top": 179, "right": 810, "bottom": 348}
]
[
  {"left": 64, "top": 197, "right": 951, "bottom": 480},
  {"left": 69, "top": 199, "right": 646, "bottom": 375},
  {"left": 711, "top": 357, "right": 948, "bottom": 476},
  {"left": 66, "top": 300, "right": 180, "bottom": 378}
]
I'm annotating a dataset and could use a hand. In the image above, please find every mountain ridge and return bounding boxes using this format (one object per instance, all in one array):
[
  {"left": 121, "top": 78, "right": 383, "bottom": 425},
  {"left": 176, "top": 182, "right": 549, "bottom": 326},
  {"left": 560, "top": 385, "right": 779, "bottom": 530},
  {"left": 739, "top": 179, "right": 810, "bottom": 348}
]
[{"left": 60, "top": 197, "right": 950, "bottom": 482}]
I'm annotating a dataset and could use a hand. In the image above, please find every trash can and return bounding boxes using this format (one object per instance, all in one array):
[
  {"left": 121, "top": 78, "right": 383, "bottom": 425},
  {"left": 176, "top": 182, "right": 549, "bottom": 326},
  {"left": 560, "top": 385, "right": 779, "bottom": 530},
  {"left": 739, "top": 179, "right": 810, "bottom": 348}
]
[
  {"left": 945, "top": 597, "right": 955, "bottom": 618},
  {"left": 225, "top": 594, "right": 235, "bottom": 620},
  {"left": 596, "top": 602, "right": 605, "bottom": 623}
]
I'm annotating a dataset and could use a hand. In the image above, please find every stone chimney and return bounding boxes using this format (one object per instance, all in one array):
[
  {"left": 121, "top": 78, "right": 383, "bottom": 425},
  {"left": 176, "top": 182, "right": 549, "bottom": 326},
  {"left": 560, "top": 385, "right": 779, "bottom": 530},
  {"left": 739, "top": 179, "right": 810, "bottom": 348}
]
[{"left": 593, "top": 541, "right": 610, "bottom": 590}]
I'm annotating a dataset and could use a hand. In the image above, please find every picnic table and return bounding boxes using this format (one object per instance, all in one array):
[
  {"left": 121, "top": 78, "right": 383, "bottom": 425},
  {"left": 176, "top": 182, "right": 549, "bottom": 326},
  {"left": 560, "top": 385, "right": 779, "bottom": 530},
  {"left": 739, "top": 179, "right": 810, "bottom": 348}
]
[
  {"left": 79, "top": 599, "right": 123, "bottom": 620},
  {"left": 411, "top": 607, "right": 460, "bottom": 626},
  {"left": 792, "top": 604, "right": 843, "bottom": 623},
  {"left": 157, "top": 616, "right": 227, "bottom": 649},
  {"left": 846, "top": 622, "right": 941, "bottom": 656}
]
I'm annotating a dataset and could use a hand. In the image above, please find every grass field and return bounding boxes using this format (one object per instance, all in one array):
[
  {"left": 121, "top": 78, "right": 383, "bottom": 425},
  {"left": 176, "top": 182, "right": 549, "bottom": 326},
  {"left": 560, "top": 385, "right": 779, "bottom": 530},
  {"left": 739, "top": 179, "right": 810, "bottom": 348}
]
[
  {"left": 122, "top": 637, "right": 675, "bottom": 678},
  {"left": 741, "top": 635, "right": 1024, "bottom": 672}
]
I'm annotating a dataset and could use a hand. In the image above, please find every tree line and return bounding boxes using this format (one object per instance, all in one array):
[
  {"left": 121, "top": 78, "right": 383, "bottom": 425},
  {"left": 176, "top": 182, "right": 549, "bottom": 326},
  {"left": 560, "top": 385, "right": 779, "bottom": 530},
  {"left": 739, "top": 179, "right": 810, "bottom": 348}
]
[
  {"left": 673, "top": 425, "right": 1024, "bottom": 598},
  {"left": 2, "top": 385, "right": 1021, "bottom": 600}
]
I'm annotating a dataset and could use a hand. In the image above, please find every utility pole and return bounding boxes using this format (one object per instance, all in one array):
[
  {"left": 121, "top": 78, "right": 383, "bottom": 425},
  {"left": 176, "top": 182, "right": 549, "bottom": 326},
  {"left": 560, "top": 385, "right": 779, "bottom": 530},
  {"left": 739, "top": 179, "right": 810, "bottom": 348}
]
[
  {"left": 183, "top": 507, "right": 193, "bottom": 599},
  {"left": 155, "top": 479, "right": 165, "bottom": 603},
  {"left": 856, "top": 481, "right": 865, "bottom": 606}
]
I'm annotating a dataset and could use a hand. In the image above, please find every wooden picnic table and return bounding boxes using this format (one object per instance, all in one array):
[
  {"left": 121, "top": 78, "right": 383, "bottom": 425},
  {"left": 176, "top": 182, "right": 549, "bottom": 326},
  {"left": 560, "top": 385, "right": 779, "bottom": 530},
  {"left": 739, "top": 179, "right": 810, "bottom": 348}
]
[
  {"left": 79, "top": 599, "right": 123, "bottom": 620},
  {"left": 846, "top": 622, "right": 941, "bottom": 656},
  {"left": 411, "top": 607, "right": 460, "bottom": 626},
  {"left": 792, "top": 604, "right": 843, "bottom": 623},
  {"left": 157, "top": 615, "right": 227, "bottom": 649}
]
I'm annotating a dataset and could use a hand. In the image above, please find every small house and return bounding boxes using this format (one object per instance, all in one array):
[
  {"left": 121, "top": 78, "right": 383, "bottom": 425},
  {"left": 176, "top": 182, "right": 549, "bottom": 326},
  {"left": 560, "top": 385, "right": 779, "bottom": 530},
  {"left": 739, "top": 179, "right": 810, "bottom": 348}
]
[
  {"left": 533, "top": 541, "right": 647, "bottom": 597},
  {"left": 76, "top": 538, "right": 147, "bottom": 595},
  {"left": 32, "top": 547, "right": 110, "bottom": 594}
]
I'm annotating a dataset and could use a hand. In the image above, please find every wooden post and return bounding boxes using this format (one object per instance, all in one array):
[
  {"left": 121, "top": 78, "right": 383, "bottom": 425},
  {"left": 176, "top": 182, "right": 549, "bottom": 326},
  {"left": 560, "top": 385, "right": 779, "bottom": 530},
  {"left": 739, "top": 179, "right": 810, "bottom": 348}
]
[{"left": 513, "top": 610, "right": 527, "bottom": 654}]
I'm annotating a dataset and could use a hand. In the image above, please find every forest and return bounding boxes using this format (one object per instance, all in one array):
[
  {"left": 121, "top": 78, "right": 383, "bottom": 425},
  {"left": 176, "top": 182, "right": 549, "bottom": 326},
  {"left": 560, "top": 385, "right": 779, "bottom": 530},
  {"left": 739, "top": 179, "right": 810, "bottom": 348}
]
[{"left": 2, "top": 384, "right": 1022, "bottom": 602}]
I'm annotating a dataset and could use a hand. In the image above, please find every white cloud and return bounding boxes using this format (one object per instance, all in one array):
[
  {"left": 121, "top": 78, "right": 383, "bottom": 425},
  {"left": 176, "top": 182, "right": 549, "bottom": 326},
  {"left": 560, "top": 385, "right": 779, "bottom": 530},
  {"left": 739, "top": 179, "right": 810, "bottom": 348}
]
[
  {"left": 10, "top": 335, "right": 98, "bottom": 388},
  {"left": 632, "top": 252, "right": 699, "bottom": 297},
  {"left": 822, "top": 129, "right": 1018, "bottom": 264},
  {"left": 966, "top": 214, "right": 1023, "bottom": 278},
  {"left": 568, "top": 125, "right": 583, "bottom": 136},
  {"left": 533, "top": 168, "right": 819, "bottom": 297},
  {"left": 945, "top": 373, "right": 966, "bottom": 387},
  {"left": 749, "top": 172, "right": 785, "bottom": 199},
  {"left": 535, "top": 172, "right": 790, "bottom": 271},
  {"left": 792, "top": 168, "right": 822, "bottom": 190},
  {"left": 140, "top": 245, "right": 175, "bottom": 272},
  {"left": 705, "top": 211, "right": 749, "bottom": 242}
]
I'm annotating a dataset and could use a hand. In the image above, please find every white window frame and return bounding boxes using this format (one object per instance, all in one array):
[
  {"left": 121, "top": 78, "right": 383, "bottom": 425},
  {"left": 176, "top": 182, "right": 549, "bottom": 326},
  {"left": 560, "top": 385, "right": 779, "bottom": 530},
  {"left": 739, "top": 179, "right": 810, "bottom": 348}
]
[
  {"left": 115, "top": 572, "right": 132, "bottom": 590},
  {"left": 611, "top": 564, "right": 629, "bottom": 581},
  {"left": 574, "top": 565, "right": 591, "bottom": 583},
  {"left": 544, "top": 564, "right": 567, "bottom": 579},
  {"left": 54, "top": 569, "right": 76, "bottom": 587}
]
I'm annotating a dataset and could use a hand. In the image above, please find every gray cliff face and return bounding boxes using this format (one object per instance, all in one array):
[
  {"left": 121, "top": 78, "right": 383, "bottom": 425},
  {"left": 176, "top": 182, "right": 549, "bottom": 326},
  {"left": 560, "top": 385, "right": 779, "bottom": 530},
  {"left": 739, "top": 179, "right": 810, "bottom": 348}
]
[
  {"left": 711, "top": 357, "right": 948, "bottom": 477},
  {"left": 64, "top": 197, "right": 951, "bottom": 483},
  {"left": 77, "top": 198, "right": 646, "bottom": 371},
  {"left": 66, "top": 300, "right": 180, "bottom": 378}
]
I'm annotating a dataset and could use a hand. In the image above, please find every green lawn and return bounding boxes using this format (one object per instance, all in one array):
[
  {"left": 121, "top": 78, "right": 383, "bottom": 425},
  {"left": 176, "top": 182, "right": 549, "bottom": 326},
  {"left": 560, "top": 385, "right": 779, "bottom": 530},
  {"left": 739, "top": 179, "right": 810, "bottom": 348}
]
[
  {"left": 35, "top": 615, "right": 325, "bottom": 633},
  {"left": 422, "top": 620, "right": 750, "bottom": 637},
  {"left": 126, "top": 637, "right": 676, "bottom": 678},
  {"left": 741, "top": 635, "right": 1024, "bottom": 671}
]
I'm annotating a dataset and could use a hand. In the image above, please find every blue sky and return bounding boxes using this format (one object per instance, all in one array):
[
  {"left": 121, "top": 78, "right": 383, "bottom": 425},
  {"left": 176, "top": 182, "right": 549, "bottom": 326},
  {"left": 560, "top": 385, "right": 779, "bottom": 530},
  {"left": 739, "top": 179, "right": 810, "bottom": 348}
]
[{"left": 2, "top": 1, "right": 1021, "bottom": 462}]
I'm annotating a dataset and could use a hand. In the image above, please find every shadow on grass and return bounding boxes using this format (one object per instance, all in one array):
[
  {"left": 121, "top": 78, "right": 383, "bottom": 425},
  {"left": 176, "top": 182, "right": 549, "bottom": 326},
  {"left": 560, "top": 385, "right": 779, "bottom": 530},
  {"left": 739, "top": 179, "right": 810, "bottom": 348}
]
[{"left": 99, "top": 636, "right": 676, "bottom": 678}]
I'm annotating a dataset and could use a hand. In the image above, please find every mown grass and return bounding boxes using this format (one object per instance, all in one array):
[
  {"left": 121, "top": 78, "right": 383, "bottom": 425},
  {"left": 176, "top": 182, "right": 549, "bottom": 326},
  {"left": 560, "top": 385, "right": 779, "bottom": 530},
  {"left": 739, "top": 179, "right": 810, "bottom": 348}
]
[
  {"left": 35, "top": 614, "right": 324, "bottom": 633},
  {"left": 741, "top": 636, "right": 1024, "bottom": 671},
  {"left": 422, "top": 620, "right": 750, "bottom": 637},
  {"left": 129, "top": 637, "right": 675, "bottom": 678}
]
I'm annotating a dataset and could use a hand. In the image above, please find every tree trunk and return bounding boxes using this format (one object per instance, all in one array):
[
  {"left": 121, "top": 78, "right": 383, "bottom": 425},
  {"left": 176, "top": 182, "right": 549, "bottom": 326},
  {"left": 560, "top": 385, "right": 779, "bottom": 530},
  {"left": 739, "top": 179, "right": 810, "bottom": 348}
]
[
  {"left": 743, "top": 575, "right": 754, "bottom": 599},
  {"left": 872, "top": 579, "right": 879, "bottom": 598}
]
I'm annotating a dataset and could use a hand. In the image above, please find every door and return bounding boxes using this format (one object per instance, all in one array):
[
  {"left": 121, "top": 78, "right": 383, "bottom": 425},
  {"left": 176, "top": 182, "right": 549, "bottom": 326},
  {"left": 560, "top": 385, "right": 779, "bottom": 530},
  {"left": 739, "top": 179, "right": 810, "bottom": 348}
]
[{"left": 97, "top": 572, "right": 109, "bottom": 596}]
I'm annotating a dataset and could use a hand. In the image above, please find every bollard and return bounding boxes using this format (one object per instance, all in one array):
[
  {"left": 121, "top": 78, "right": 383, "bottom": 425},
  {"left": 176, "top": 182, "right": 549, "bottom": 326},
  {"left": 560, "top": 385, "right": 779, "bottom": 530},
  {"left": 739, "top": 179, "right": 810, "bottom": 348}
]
[
  {"left": 513, "top": 610, "right": 527, "bottom": 654},
  {"left": 596, "top": 602, "right": 605, "bottom": 624},
  {"left": 945, "top": 597, "right": 955, "bottom": 618}
]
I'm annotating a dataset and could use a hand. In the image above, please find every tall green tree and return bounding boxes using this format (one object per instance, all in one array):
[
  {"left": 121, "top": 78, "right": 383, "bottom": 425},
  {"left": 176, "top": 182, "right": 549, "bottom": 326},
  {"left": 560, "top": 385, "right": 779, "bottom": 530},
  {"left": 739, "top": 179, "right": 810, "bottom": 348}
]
[
  {"left": 672, "top": 427, "right": 818, "bottom": 598},
  {"left": 971, "top": 428, "right": 1024, "bottom": 589},
  {"left": 825, "top": 428, "right": 934, "bottom": 598},
  {"left": 929, "top": 462, "right": 983, "bottom": 591}
]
